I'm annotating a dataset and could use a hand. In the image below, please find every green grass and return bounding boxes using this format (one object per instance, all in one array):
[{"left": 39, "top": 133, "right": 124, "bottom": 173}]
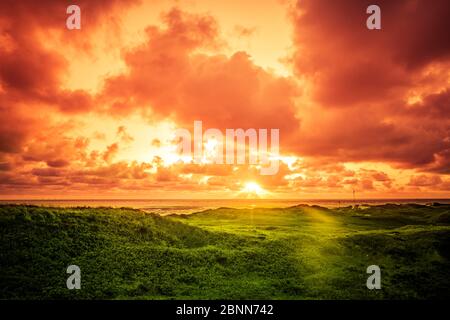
[{"left": 0, "top": 203, "right": 449, "bottom": 299}]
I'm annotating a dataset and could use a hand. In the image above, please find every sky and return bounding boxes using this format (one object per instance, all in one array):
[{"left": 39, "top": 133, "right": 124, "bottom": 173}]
[{"left": 0, "top": 0, "right": 449, "bottom": 199}]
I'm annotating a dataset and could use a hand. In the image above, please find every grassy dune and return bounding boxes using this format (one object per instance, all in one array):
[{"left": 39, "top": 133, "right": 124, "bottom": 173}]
[{"left": 0, "top": 204, "right": 449, "bottom": 299}]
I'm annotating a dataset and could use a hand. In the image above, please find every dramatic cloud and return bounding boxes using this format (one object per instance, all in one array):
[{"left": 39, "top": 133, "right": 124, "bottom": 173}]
[
  {"left": 290, "top": 0, "right": 450, "bottom": 173},
  {"left": 101, "top": 8, "right": 300, "bottom": 133}
]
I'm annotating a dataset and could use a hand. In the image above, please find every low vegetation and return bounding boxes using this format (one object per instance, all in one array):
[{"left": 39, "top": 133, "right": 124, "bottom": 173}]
[{"left": 0, "top": 203, "right": 449, "bottom": 299}]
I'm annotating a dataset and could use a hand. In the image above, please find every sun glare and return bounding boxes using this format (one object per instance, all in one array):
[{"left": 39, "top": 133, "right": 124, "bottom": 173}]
[{"left": 241, "top": 182, "right": 267, "bottom": 197}]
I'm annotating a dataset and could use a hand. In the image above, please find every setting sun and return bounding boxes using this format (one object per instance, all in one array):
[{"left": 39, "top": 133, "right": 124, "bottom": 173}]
[{"left": 241, "top": 182, "right": 267, "bottom": 198}]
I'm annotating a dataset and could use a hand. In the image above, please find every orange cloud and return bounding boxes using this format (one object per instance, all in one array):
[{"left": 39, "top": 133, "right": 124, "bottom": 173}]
[
  {"left": 101, "top": 8, "right": 300, "bottom": 134},
  {"left": 289, "top": 0, "right": 450, "bottom": 173}
]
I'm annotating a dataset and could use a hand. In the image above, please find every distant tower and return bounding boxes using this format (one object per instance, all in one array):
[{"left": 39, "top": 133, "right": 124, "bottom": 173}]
[{"left": 353, "top": 189, "right": 356, "bottom": 203}]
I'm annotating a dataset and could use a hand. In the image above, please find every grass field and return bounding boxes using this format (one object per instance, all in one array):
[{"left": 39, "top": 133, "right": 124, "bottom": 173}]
[{"left": 0, "top": 203, "right": 449, "bottom": 299}]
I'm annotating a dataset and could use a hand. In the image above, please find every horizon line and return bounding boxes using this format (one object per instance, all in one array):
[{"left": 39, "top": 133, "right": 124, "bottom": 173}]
[{"left": 1, "top": 198, "right": 449, "bottom": 201}]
